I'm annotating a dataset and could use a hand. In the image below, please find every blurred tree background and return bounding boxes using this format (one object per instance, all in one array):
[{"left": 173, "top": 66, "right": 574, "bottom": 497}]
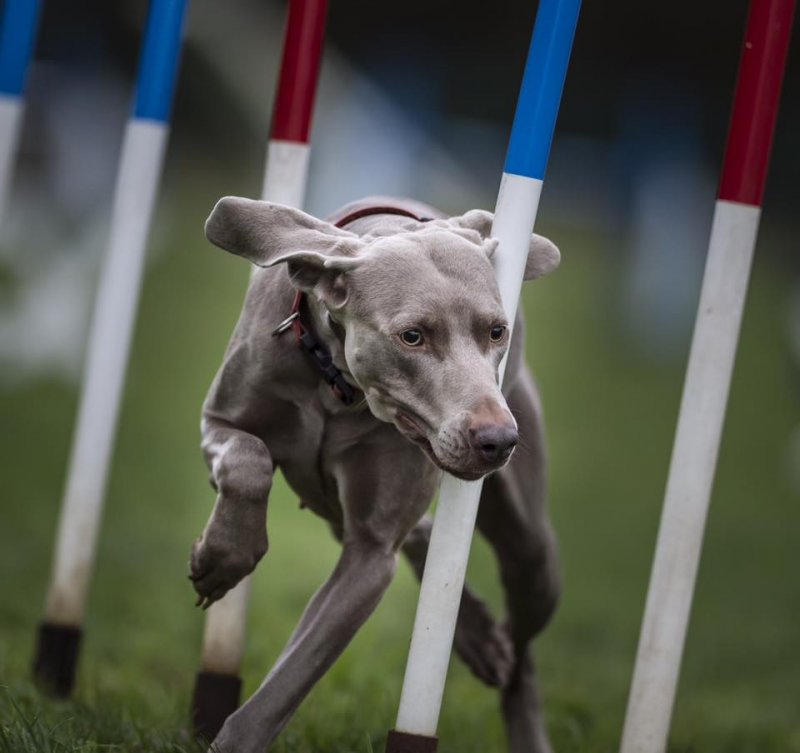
[{"left": 0, "top": 0, "right": 798, "bottom": 751}]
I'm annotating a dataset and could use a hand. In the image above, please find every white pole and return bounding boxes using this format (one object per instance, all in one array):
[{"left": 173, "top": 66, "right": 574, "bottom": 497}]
[
  {"left": 34, "top": 0, "right": 188, "bottom": 696},
  {"left": 44, "top": 120, "right": 169, "bottom": 627},
  {"left": 619, "top": 200, "right": 760, "bottom": 753},
  {"left": 395, "top": 174, "right": 543, "bottom": 736},
  {"left": 388, "top": 1, "right": 582, "bottom": 749},
  {"left": 201, "top": 578, "right": 254, "bottom": 676},
  {"left": 260, "top": 139, "right": 311, "bottom": 208},
  {"left": 0, "top": 95, "right": 25, "bottom": 228}
]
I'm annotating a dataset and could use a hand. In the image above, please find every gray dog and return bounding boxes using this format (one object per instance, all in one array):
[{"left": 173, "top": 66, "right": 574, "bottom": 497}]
[{"left": 189, "top": 196, "right": 562, "bottom": 753}]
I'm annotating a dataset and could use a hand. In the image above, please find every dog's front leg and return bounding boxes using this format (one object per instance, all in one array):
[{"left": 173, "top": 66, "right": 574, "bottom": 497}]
[
  {"left": 210, "top": 541, "right": 396, "bottom": 753},
  {"left": 190, "top": 418, "right": 272, "bottom": 607},
  {"left": 209, "top": 430, "right": 436, "bottom": 753}
]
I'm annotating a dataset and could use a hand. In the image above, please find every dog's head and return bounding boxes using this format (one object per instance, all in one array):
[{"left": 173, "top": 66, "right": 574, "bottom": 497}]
[{"left": 206, "top": 198, "right": 559, "bottom": 480}]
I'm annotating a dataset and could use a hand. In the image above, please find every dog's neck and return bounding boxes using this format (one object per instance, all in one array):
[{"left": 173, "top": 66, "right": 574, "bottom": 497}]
[{"left": 301, "top": 292, "right": 367, "bottom": 410}]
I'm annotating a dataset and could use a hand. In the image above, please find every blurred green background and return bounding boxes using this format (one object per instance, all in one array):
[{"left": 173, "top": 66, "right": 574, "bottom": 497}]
[{"left": 1, "top": 0, "right": 800, "bottom": 751}]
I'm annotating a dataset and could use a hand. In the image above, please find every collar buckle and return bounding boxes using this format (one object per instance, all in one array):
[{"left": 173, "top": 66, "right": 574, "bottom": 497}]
[{"left": 272, "top": 312, "right": 299, "bottom": 337}]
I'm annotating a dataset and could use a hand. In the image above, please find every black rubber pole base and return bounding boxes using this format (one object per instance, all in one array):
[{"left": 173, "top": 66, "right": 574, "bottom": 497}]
[
  {"left": 191, "top": 670, "right": 242, "bottom": 742},
  {"left": 32, "top": 622, "right": 82, "bottom": 697},
  {"left": 386, "top": 729, "right": 439, "bottom": 753}
]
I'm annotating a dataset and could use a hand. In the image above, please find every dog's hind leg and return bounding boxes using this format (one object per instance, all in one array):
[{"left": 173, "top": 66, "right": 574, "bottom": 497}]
[
  {"left": 402, "top": 518, "right": 515, "bottom": 688},
  {"left": 477, "top": 367, "right": 561, "bottom": 753}
]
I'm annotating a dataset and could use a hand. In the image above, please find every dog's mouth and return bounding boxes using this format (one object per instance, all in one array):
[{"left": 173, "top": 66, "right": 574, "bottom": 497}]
[
  {"left": 395, "top": 411, "right": 486, "bottom": 482},
  {"left": 395, "top": 411, "right": 433, "bottom": 452}
]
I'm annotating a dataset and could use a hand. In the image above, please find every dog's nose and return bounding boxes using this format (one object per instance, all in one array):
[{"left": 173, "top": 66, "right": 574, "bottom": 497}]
[{"left": 471, "top": 424, "right": 518, "bottom": 464}]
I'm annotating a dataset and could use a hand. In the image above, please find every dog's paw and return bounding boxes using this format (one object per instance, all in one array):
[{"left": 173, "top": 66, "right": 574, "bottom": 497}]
[
  {"left": 188, "top": 525, "right": 268, "bottom": 609},
  {"left": 454, "top": 595, "right": 514, "bottom": 688}
]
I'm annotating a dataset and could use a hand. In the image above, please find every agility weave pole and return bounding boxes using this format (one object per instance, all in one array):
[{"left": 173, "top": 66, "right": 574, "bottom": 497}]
[
  {"left": 386, "top": 1, "right": 581, "bottom": 750},
  {"left": 33, "top": 0, "right": 188, "bottom": 696},
  {"left": 619, "top": 2, "right": 795, "bottom": 751},
  {"left": 190, "top": 0, "right": 329, "bottom": 739},
  {"left": 0, "top": 0, "right": 41, "bottom": 228}
]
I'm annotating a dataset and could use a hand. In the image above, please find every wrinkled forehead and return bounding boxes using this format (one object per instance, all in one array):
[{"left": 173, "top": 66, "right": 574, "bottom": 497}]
[{"left": 348, "top": 229, "right": 505, "bottom": 322}]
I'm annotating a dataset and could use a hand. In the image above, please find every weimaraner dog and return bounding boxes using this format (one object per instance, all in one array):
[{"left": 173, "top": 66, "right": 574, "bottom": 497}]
[{"left": 189, "top": 196, "right": 562, "bottom": 753}]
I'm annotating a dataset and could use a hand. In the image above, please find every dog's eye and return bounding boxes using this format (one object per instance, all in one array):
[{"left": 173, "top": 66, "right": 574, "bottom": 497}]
[
  {"left": 399, "top": 329, "right": 424, "bottom": 347},
  {"left": 490, "top": 325, "right": 507, "bottom": 342}
]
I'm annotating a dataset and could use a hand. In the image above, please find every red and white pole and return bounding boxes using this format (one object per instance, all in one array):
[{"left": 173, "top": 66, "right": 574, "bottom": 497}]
[
  {"left": 190, "top": 0, "right": 328, "bottom": 740},
  {"left": 260, "top": 0, "right": 327, "bottom": 207},
  {"left": 620, "top": 2, "right": 795, "bottom": 751}
]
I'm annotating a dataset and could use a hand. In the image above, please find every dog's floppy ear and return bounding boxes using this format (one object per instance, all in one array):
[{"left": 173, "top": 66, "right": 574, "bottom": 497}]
[
  {"left": 267, "top": 251, "right": 361, "bottom": 308},
  {"left": 205, "top": 196, "right": 362, "bottom": 266},
  {"left": 206, "top": 197, "right": 365, "bottom": 307},
  {"left": 450, "top": 209, "right": 561, "bottom": 280}
]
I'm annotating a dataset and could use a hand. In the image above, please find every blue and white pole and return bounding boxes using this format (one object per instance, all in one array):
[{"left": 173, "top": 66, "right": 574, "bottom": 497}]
[
  {"left": 386, "top": 2, "right": 581, "bottom": 750},
  {"left": 34, "top": 0, "right": 189, "bottom": 697},
  {"left": 0, "top": 0, "right": 41, "bottom": 228}
]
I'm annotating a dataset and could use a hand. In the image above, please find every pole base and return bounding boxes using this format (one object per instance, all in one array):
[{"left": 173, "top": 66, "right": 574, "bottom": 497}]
[
  {"left": 191, "top": 670, "right": 242, "bottom": 742},
  {"left": 32, "top": 622, "right": 82, "bottom": 697},
  {"left": 386, "top": 730, "right": 438, "bottom": 753}
]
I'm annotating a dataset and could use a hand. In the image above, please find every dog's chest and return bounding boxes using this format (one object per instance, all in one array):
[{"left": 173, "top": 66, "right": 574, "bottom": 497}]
[{"left": 273, "top": 404, "right": 387, "bottom": 524}]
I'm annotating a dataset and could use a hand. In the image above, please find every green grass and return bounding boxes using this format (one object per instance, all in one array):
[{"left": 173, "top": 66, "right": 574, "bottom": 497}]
[
  {"left": 0, "top": 682, "right": 207, "bottom": 753},
  {"left": 1, "top": 166, "right": 798, "bottom": 751}
]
